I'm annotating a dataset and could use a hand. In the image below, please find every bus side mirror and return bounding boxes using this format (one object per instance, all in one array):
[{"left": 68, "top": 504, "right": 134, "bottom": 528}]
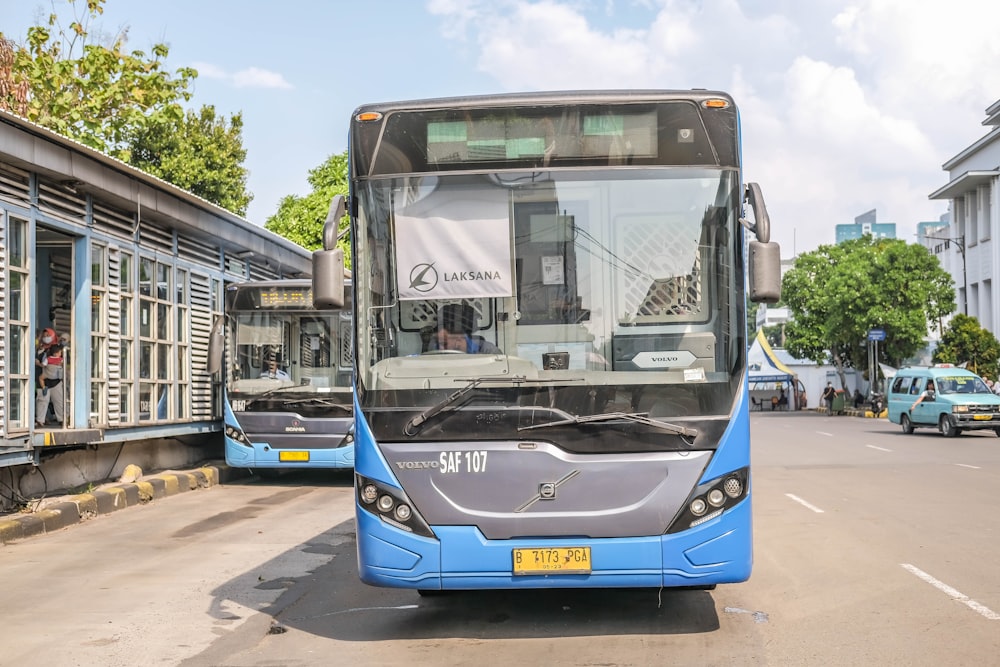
[
  {"left": 749, "top": 240, "right": 781, "bottom": 303},
  {"left": 742, "top": 182, "right": 781, "bottom": 303},
  {"left": 207, "top": 315, "right": 224, "bottom": 374},
  {"left": 313, "top": 195, "right": 346, "bottom": 309}
]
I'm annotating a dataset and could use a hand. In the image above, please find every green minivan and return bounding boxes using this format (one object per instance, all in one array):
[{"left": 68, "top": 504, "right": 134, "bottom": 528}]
[{"left": 887, "top": 365, "right": 1000, "bottom": 437}]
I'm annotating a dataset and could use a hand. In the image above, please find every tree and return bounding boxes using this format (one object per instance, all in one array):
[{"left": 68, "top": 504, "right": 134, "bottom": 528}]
[
  {"left": 0, "top": 0, "right": 252, "bottom": 214},
  {"left": 127, "top": 106, "right": 252, "bottom": 216},
  {"left": 932, "top": 314, "right": 1000, "bottom": 380},
  {"left": 0, "top": 0, "right": 195, "bottom": 158},
  {"left": 0, "top": 36, "right": 29, "bottom": 115},
  {"left": 265, "top": 151, "right": 351, "bottom": 265},
  {"left": 782, "top": 236, "right": 955, "bottom": 389}
]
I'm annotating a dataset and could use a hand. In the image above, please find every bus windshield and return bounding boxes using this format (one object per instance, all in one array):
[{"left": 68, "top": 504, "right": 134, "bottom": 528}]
[
  {"left": 227, "top": 302, "right": 352, "bottom": 402},
  {"left": 354, "top": 167, "right": 743, "bottom": 447}
]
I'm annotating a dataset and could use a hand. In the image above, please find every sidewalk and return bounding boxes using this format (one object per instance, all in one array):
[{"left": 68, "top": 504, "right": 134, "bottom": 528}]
[{"left": 0, "top": 462, "right": 249, "bottom": 545}]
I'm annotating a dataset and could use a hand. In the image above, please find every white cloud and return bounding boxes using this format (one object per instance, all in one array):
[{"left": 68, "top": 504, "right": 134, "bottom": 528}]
[
  {"left": 428, "top": 0, "right": 1000, "bottom": 255},
  {"left": 190, "top": 61, "right": 293, "bottom": 90},
  {"left": 232, "top": 67, "right": 293, "bottom": 90}
]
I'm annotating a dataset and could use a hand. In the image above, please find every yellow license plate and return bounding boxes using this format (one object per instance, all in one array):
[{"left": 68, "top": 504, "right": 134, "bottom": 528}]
[
  {"left": 973, "top": 414, "right": 993, "bottom": 421},
  {"left": 279, "top": 451, "right": 310, "bottom": 462},
  {"left": 512, "top": 547, "right": 591, "bottom": 575}
]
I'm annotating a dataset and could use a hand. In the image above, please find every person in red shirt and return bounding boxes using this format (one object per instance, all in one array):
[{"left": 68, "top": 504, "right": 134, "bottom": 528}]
[{"left": 35, "top": 328, "right": 65, "bottom": 428}]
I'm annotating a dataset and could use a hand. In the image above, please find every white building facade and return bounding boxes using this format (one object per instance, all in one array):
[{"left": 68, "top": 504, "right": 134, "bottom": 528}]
[{"left": 928, "top": 98, "right": 1000, "bottom": 336}]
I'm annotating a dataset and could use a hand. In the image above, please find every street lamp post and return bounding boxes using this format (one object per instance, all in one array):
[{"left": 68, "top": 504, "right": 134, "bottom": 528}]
[{"left": 921, "top": 234, "right": 967, "bottom": 316}]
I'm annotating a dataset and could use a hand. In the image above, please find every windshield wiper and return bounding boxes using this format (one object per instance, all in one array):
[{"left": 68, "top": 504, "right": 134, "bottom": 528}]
[
  {"left": 280, "top": 397, "right": 352, "bottom": 411},
  {"left": 244, "top": 384, "right": 305, "bottom": 407},
  {"left": 404, "top": 376, "right": 525, "bottom": 436},
  {"left": 518, "top": 410, "right": 699, "bottom": 439}
]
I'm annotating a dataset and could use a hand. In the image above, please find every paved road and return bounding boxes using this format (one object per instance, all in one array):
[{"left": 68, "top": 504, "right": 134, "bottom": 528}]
[{"left": 1, "top": 414, "right": 998, "bottom": 666}]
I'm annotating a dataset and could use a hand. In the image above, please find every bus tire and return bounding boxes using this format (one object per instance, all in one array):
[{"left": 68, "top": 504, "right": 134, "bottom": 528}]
[
  {"left": 939, "top": 414, "right": 959, "bottom": 438},
  {"left": 900, "top": 414, "right": 914, "bottom": 434}
]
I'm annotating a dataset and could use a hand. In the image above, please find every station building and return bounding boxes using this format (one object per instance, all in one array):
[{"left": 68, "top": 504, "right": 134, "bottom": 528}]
[{"left": 0, "top": 109, "right": 311, "bottom": 493}]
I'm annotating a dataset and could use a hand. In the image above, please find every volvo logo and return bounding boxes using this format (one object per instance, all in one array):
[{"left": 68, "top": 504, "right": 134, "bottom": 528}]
[
  {"left": 515, "top": 470, "right": 580, "bottom": 512},
  {"left": 409, "top": 263, "right": 438, "bottom": 293},
  {"left": 395, "top": 460, "right": 439, "bottom": 469}
]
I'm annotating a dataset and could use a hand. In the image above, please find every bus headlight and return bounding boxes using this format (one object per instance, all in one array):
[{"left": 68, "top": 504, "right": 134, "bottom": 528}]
[
  {"left": 377, "top": 495, "right": 395, "bottom": 512},
  {"left": 360, "top": 484, "right": 378, "bottom": 504},
  {"left": 666, "top": 468, "right": 749, "bottom": 534},
  {"left": 355, "top": 474, "right": 434, "bottom": 537},
  {"left": 723, "top": 477, "right": 743, "bottom": 498}
]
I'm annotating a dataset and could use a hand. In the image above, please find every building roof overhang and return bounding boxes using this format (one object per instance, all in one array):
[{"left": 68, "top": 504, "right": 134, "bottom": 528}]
[{"left": 928, "top": 170, "right": 1000, "bottom": 200}]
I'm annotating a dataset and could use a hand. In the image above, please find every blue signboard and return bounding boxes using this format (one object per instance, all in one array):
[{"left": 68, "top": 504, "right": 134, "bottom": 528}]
[{"left": 868, "top": 328, "right": 886, "bottom": 341}]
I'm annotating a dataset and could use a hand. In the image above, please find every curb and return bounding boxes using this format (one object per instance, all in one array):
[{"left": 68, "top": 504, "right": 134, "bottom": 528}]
[
  {"left": 816, "top": 406, "right": 886, "bottom": 418},
  {"left": 0, "top": 463, "right": 249, "bottom": 546}
]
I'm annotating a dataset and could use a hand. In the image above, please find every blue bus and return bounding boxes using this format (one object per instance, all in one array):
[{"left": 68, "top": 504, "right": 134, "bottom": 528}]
[
  {"left": 211, "top": 279, "right": 354, "bottom": 469},
  {"left": 313, "top": 91, "right": 781, "bottom": 590}
]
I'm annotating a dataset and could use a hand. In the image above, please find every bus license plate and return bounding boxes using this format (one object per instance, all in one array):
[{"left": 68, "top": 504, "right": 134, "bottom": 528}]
[
  {"left": 279, "top": 451, "right": 310, "bottom": 462},
  {"left": 512, "top": 547, "right": 591, "bottom": 575},
  {"left": 973, "top": 414, "right": 993, "bottom": 421}
]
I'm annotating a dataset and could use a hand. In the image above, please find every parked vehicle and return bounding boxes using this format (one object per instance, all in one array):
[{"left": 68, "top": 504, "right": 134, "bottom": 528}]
[{"left": 886, "top": 365, "right": 1000, "bottom": 437}]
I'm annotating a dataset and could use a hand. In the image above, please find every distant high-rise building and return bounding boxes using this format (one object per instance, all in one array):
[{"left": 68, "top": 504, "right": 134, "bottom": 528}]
[{"left": 836, "top": 208, "right": 896, "bottom": 243}]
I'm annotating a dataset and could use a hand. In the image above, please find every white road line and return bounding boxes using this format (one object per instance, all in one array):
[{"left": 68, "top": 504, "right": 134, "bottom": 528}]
[
  {"left": 816, "top": 431, "right": 834, "bottom": 437},
  {"left": 955, "top": 463, "right": 981, "bottom": 469},
  {"left": 902, "top": 564, "right": 1000, "bottom": 621},
  {"left": 785, "top": 493, "right": 824, "bottom": 513},
  {"left": 866, "top": 445, "right": 892, "bottom": 452}
]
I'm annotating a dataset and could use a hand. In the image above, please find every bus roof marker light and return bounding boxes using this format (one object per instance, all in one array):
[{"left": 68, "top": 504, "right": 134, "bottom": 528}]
[
  {"left": 356, "top": 111, "right": 383, "bottom": 122},
  {"left": 702, "top": 98, "right": 730, "bottom": 109}
]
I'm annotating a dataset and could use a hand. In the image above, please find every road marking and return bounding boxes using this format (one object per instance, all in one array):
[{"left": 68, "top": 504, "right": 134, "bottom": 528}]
[
  {"left": 901, "top": 564, "right": 1000, "bottom": 621},
  {"left": 866, "top": 445, "right": 892, "bottom": 452},
  {"left": 785, "top": 493, "right": 824, "bottom": 513},
  {"left": 954, "top": 463, "right": 981, "bottom": 469},
  {"left": 816, "top": 431, "right": 834, "bottom": 437}
]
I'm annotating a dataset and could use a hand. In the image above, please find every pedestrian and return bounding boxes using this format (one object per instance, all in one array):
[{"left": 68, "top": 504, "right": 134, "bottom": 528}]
[
  {"left": 821, "top": 382, "right": 836, "bottom": 412},
  {"left": 35, "top": 328, "right": 66, "bottom": 428}
]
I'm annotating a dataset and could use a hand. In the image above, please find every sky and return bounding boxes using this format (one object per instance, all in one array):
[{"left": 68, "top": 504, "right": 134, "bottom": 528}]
[{"left": 3, "top": 0, "right": 1000, "bottom": 258}]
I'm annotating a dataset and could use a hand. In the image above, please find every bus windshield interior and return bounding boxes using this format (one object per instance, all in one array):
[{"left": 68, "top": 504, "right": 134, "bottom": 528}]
[
  {"left": 227, "top": 309, "right": 352, "bottom": 398},
  {"left": 353, "top": 167, "right": 745, "bottom": 440}
]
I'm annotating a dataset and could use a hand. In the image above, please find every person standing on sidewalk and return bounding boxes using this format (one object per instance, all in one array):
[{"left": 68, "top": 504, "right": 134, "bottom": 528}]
[
  {"left": 35, "top": 328, "right": 66, "bottom": 427},
  {"left": 821, "top": 382, "right": 836, "bottom": 412}
]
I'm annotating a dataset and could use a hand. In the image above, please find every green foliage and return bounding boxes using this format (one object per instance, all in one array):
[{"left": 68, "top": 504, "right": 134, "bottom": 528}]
[
  {"left": 0, "top": 0, "right": 195, "bottom": 159},
  {"left": 932, "top": 314, "right": 1000, "bottom": 380},
  {"left": 265, "top": 151, "right": 351, "bottom": 265},
  {"left": 782, "top": 236, "right": 955, "bottom": 386},
  {"left": 127, "top": 105, "right": 252, "bottom": 216},
  {"left": 0, "top": 0, "right": 251, "bottom": 214}
]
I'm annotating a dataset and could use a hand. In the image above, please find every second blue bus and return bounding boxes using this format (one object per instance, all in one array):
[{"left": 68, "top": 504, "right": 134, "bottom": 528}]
[{"left": 214, "top": 279, "right": 354, "bottom": 469}]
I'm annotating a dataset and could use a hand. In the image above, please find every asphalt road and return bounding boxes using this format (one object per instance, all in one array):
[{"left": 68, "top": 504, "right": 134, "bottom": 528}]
[{"left": 1, "top": 413, "right": 998, "bottom": 666}]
